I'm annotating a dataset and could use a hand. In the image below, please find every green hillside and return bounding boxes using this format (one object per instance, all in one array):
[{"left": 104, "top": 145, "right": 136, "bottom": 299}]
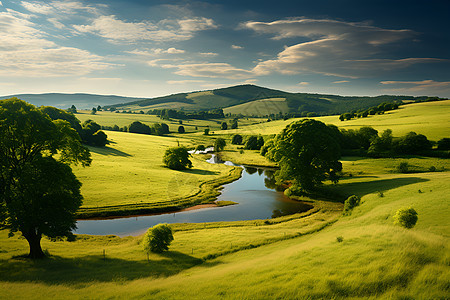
[{"left": 107, "top": 84, "right": 438, "bottom": 116}]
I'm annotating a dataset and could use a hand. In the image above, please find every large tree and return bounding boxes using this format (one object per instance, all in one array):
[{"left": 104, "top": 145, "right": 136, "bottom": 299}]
[
  {"left": 265, "top": 119, "right": 342, "bottom": 192},
  {"left": 0, "top": 98, "right": 91, "bottom": 259}
]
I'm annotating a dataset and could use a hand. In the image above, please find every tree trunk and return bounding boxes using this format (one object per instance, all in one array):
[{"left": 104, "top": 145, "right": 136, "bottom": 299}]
[{"left": 24, "top": 230, "right": 45, "bottom": 259}]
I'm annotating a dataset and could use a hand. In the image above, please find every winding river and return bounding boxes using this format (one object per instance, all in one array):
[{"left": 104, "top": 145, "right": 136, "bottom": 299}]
[{"left": 74, "top": 155, "right": 313, "bottom": 237}]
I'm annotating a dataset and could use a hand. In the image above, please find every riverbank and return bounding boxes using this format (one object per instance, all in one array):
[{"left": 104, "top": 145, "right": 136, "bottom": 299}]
[{"left": 77, "top": 165, "right": 243, "bottom": 219}]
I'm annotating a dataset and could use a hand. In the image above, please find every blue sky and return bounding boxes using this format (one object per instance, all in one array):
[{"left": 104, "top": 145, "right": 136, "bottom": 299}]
[{"left": 1, "top": 0, "right": 449, "bottom": 98}]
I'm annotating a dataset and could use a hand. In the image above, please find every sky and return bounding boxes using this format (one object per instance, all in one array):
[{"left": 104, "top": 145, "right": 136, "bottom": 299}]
[{"left": 1, "top": 0, "right": 449, "bottom": 98}]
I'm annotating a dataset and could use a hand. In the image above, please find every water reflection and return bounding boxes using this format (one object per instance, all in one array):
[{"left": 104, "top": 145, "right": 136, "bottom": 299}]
[{"left": 75, "top": 155, "right": 313, "bottom": 237}]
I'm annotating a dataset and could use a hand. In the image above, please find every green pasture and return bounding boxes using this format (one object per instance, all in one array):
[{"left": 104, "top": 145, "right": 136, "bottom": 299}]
[
  {"left": 225, "top": 100, "right": 450, "bottom": 140},
  {"left": 72, "top": 131, "right": 239, "bottom": 214},
  {"left": 223, "top": 97, "right": 289, "bottom": 116},
  {"left": 0, "top": 153, "right": 448, "bottom": 299},
  {"left": 76, "top": 110, "right": 263, "bottom": 133}
]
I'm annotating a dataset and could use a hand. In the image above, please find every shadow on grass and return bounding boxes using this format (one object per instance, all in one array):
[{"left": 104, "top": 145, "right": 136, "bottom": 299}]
[
  {"left": 88, "top": 146, "right": 131, "bottom": 157},
  {"left": 182, "top": 169, "right": 220, "bottom": 176},
  {"left": 332, "top": 177, "right": 429, "bottom": 198},
  {"left": 0, "top": 250, "right": 214, "bottom": 284}
]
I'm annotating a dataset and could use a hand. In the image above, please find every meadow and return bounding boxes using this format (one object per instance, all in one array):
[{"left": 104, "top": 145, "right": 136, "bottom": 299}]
[
  {"left": 0, "top": 100, "right": 448, "bottom": 299},
  {"left": 224, "top": 100, "right": 450, "bottom": 141}
]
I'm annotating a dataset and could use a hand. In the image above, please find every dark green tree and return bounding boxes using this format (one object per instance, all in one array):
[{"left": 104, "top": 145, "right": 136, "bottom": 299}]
[
  {"left": 394, "top": 207, "right": 418, "bottom": 229},
  {"left": 231, "top": 134, "right": 243, "bottom": 145},
  {"left": 128, "top": 121, "right": 152, "bottom": 134},
  {"left": 245, "top": 136, "right": 259, "bottom": 150},
  {"left": 160, "top": 123, "right": 170, "bottom": 134},
  {"left": 221, "top": 122, "right": 228, "bottom": 130},
  {"left": 178, "top": 125, "right": 185, "bottom": 133},
  {"left": 91, "top": 107, "right": 97, "bottom": 115},
  {"left": 163, "top": 147, "right": 192, "bottom": 170},
  {"left": 265, "top": 119, "right": 342, "bottom": 192},
  {"left": 67, "top": 105, "right": 77, "bottom": 114},
  {"left": 143, "top": 224, "right": 174, "bottom": 253},
  {"left": 214, "top": 138, "right": 226, "bottom": 152},
  {"left": 41, "top": 106, "right": 83, "bottom": 135},
  {"left": 437, "top": 138, "right": 450, "bottom": 150},
  {"left": 0, "top": 98, "right": 91, "bottom": 259}
]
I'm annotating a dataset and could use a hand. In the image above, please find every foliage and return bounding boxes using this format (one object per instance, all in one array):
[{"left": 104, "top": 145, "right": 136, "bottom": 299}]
[
  {"left": 221, "top": 122, "right": 228, "bottom": 130},
  {"left": 162, "top": 147, "right": 192, "bottom": 170},
  {"left": 128, "top": 121, "right": 152, "bottom": 134},
  {"left": 214, "top": 138, "right": 226, "bottom": 152},
  {"left": 265, "top": 119, "right": 342, "bottom": 191},
  {"left": 393, "top": 207, "right": 418, "bottom": 229},
  {"left": 0, "top": 98, "right": 91, "bottom": 258},
  {"left": 142, "top": 224, "right": 174, "bottom": 253},
  {"left": 81, "top": 120, "right": 107, "bottom": 147},
  {"left": 178, "top": 125, "right": 185, "bottom": 133},
  {"left": 231, "top": 134, "right": 243, "bottom": 145},
  {"left": 245, "top": 136, "right": 259, "bottom": 150},
  {"left": 204, "top": 128, "right": 210, "bottom": 135},
  {"left": 344, "top": 195, "right": 361, "bottom": 213},
  {"left": 437, "top": 138, "right": 450, "bottom": 150},
  {"left": 396, "top": 162, "right": 410, "bottom": 173},
  {"left": 41, "top": 106, "right": 82, "bottom": 135},
  {"left": 196, "top": 144, "right": 206, "bottom": 151},
  {"left": 393, "top": 132, "right": 431, "bottom": 154},
  {"left": 67, "top": 105, "right": 77, "bottom": 114}
]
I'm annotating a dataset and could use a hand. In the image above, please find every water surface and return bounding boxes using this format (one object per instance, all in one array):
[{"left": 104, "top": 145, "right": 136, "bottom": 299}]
[{"left": 75, "top": 156, "right": 312, "bottom": 237}]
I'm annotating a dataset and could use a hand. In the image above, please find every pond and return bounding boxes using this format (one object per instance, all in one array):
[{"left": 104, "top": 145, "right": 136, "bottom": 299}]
[{"left": 74, "top": 155, "right": 313, "bottom": 237}]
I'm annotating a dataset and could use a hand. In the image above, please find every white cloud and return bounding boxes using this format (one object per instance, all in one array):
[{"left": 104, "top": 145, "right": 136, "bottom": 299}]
[
  {"left": 0, "top": 9, "right": 112, "bottom": 77},
  {"left": 21, "top": 1, "right": 100, "bottom": 15},
  {"left": 231, "top": 45, "right": 243, "bottom": 49},
  {"left": 167, "top": 79, "right": 205, "bottom": 85},
  {"left": 380, "top": 80, "right": 450, "bottom": 94},
  {"left": 333, "top": 80, "right": 350, "bottom": 84},
  {"left": 247, "top": 18, "right": 445, "bottom": 78},
  {"left": 74, "top": 15, "right": 216, "bottom": 43},
  {"left": 297, "top": 81, "right": 309, "bottom": 86},
  {"left": 199, "top": 52, "right": 218, "bottom": 57},
  {"left": 129, "top": 48, "right": 185, "bottom": 56},
  {"left": 0, "top": 2, "right": 3, "bottom": 6},
  {"left": 166, "top": 62, "right": 254, "bottom": 79}
]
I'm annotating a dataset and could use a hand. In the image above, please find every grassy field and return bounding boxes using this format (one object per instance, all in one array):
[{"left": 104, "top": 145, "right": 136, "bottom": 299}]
[
  {"left": 224, "top": 100, "right": 450, "bottom": 140},
  {"left": 72, "top": 131, "right": 242, "bottom": 217},
  {"left": 223, "top": 97, "right": 289, "bottom": 116},
  {"left": 0, "top": 154, "right": 448, "bottom": 299},
  {"left": 0, "top": 98, "right": 448, "bottom": 298},
  {"left": 75, "top": 110, "right": 263, "bottom": 133}
]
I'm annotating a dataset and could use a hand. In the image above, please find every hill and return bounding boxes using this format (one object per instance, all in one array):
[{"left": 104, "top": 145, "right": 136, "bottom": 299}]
[
  {"left": 0, "top": 93, "right": 145, "bottom": 110},
  {"left": 2, "top": 85, "right": 443, "bottom": 115},
  {"left": 107, "top": 84, "right": 439, "bottom": 116}
]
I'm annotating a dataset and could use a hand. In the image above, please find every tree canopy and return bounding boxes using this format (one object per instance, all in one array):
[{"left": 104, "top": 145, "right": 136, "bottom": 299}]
[
  {"left": 163, "top": 146, "right": 192, "bottom": 170},
  {"left": 0, "top": 98, "right": 91, "bottom": 259},
  {"left": 265, "top": 119, "right": 342, "bottom": 192}
]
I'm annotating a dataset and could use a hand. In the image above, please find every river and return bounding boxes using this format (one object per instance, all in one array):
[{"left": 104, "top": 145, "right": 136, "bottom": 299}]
[{"left": 74, "top": 155, "right": 312, "bottom": 237}]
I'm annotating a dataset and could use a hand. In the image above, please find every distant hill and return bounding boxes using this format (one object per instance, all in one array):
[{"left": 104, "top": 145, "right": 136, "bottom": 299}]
[
  {"left": 107, "top": 84, "right": 434, "bottom": 116},
  {"left": 0, "top": 93, "right": 145, "bottom": 110},
  {"left": 1, "top": 85, "right": 441, "bottom": 115}
]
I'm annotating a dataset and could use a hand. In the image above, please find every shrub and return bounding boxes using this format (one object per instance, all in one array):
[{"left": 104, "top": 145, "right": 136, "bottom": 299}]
[
  {"left": 196, "top": 144, "right": 206, "bottom": 151},
  {"left": 178, "top": 125, "right": 185, "bottom": 134},
  {"left": 214, "top": 138, "right": 226, "bottom": 152},
  {"left": 393, "top": 207, "right": 418, "bottom": 229},
  {"left": 163, "top": 146, "right": 192, "bottom": 170},
  {"left": 437, "top": 138, "right": 450, "bottom": 150},
  {"left": 336, "top": 236, "right": 344, "bottom": 243},
  {"left": 396, "top": 162, "right": 410, "bottom": 173},
  {"left": 245, "top": 136, "right": 259, "bottom": 150},
  {"left": 142, "top": 224, "right": 173, "bottom": 253},
  {"left": 344, "top": 195, "right": 361, "bottom": 212},
  {"left": 231, "top": 134, "right": 243, "bottom": 145}
]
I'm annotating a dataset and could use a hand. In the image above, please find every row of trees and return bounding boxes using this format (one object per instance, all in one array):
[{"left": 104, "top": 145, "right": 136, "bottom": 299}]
[
  {"left": 231, "top": 134, "right": 265, "bottom": 150},
  {"left": 148, "top": 108, "right": 225, "bottom": 120},
  {"left": 339, "top": 102, "right": 400, "bottom": 121},
  {"left": 128, "top": 121, "right": 170, "bottom": 135}
]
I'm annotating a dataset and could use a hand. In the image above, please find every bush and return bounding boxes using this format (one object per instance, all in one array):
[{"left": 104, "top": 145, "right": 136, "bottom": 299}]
[
  {"left": 245, "top": 136, "right": 259, "bottom": 150},
  {"left": 393, "top": 207, "right": 418, "bottom": 229},
  {"left": 196, "top": 144, "right": 206, "bottom": 151},
  {"left": 214, "top": 138, "right": 226, "bottom": 152},
  {"left": 231, "top": 134, "right": 243, "bottom": 145},
  {"left": 163, "top": 146, "right": 192, "bottom": 170},
  {"left": 336, "top": 236, "right": 344, "bottom": 243},
  {"left": 142, "top": 224, "right": 173, "bottom": 253},
  {"left": 437, "top": 138, "right": 450, "bottom": 150},
  {"left": 396, "top": 162, "right": 410, "bottom": 173},
  {"left": 344, "top": 195, "right": 361, "bottom": 212}
]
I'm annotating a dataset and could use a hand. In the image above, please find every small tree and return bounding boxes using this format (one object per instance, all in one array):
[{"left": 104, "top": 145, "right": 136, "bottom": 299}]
[
  {"left": 344, "top": 195, "right": 361, "bottom": 213},
  {"left": 178, "top": 125, "right": 185, "bottom": 134},
  {"left": 163, "top": 147, "right": 192, "bottom": 170},
  {"left": 91, "top": 107, "right": 97, "bottom": 115},
  {"left": 437, "top": 138, "right": 450, "bottom": 150},
  {"left": 231, "top": 134, "right": 243, "bottom": 145},
  {"left": 142, "top": 224, "right": 173, "bottom": 253},
  {"left": 245, "top": 136, "right": 259, "bottom": 150},
  {"left": 214, "top": 138, "right": 226, "bottom": 152},
  {"left": 204, "top": 128, "right": 210, "bottom": 135},
  {"left": 221, "top": 122, "right": 228, "bottom": 130},
  {"left": 196, "top": 144, "right": 206, "bottom": 151},
  {"left": 394, "top": 207, "right": 418, "bottom": 229}
]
